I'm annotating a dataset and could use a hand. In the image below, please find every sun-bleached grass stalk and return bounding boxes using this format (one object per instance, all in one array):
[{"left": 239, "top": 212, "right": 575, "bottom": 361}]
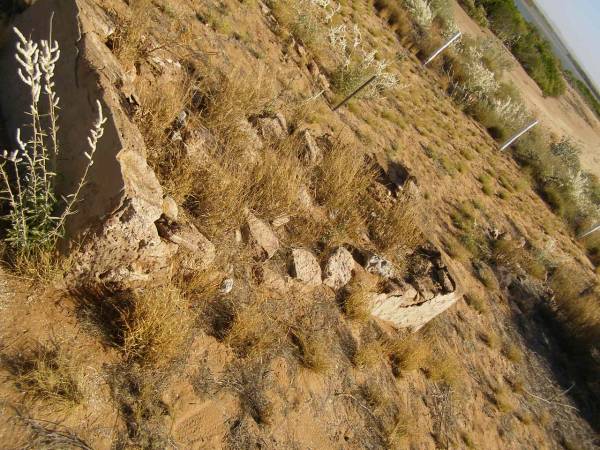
[
  {"left": 403, "top": 0, "right": 434, "bottom": 29},
  {"left": 0, "top": 26, "right": 106, "bottom": 260}
]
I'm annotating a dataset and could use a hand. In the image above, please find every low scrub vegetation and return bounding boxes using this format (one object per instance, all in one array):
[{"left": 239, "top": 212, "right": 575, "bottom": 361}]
[
  {"left": 459, "top": 0, "right": 565, "bottom": 96},
  {"left": 0, "top": 28, "right": 106, "bottom": 268}
]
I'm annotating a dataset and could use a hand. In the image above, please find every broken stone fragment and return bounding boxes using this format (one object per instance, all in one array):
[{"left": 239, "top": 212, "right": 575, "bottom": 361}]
[
  {"left": 156, "top": 221, "right": 215, "bottom": 270},
  {"left": 162, "top": 196, "right": 179, "bottom": 222},
  {"left": 271, "top": 215, "right": 290, "bottom": 228},
  {"left": 254, "top": 113, "right": 287, "bottom": 141},
  {"left": 242, "top": 212, "right": 280, "bottom": 260},
  {"left": 364, "top": 254, "right": 394, "bottom": 279},
  {"left": 323, "top": 247, "right": 355, "bottom": 290},
  {"left": 290, "top": 248, "right": 322, "bottom": 285},
  {"left": 220, "top": 278, "right": 234, "bottom": 294},
  {"left": 299, "top": 130, "right": 323, "bottom": 166}
]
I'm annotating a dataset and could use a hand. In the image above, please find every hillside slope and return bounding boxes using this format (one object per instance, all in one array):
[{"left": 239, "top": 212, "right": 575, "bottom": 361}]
[{"left": 0, "top": 0, "right": 598, "bottom": 449}]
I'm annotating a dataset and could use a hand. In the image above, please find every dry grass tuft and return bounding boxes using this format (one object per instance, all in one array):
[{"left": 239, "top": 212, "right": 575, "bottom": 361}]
[
  {"left": 491, "top": 239, "right": 546, "bottom": 280},
  {"left": 135, "top": 72, "right": 195, "bottom": 202},
  {"left": 492, "top": 385, "right": 516, "bottom": 413},
  {"left": 112, "top": 0, "right": 154, "bottom": 65},
  {"left": 225, "top": 290, "right": 286, "bottom": 358},
  {"left": 502, "top": 341, "right": 524, "bottom": 364},
  {"left": 119, "top": 287, "right": 192, "bottom": 366},
  {"left": 290, "top": 327, "right": 331, "bottom": 373},
  {"left": 353, "top": 340, "right": 385, "bottom": 369},
  {"left": 464, "top": 292, "right": 488, "bottom": 314},
  {"left": 367, "top": 192, "right": 424, "bottom": 257},
  {"left": 478, "top": 329, "right": 501, "bottom": 350},
  {"left": 3, "top": 341, "right": 82, "bottom": 407},
  {"left": 387, "top": 333, "right": 431, "bottom": 377},
  {"left": 186, "top": 70, "right": 310, "bottom": 240},
  {"left": 340, "top": 273, "right": 378, "bottom": 322},
  {"left": 313, "top": 141, "right": 378, "bottom": 245}
]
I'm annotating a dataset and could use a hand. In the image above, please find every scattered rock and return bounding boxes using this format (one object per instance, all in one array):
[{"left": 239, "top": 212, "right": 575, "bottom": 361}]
[
  {"left": 253, "top": 113, "right": 287, "bottom": 141},
  {"left": 271, "top": 215, "right": 290, "bottom": 228},
  {"left": 242, "top": 212, "right": 280, "bottom": 259},
  {"left": 156, "top": 221, "right": 216, "bottom": 270},
  {"left": 290, "top": 249, "right": 322, "bottom": 285},
  {"left": 220, "top": 278, "right": 234, "bottom": 294},
  {"left": 371, "top": 290, "right": 459, "bottom": 331},
  {"left": 364, "top": 254, "right": 394, "bottom": 279},
  {"left": 162, "top": 196, "right": 178, "bottom": 222},
  {"left": 299, "top": 130, "right": 323, "bottom": 166},
  {"left": 323, "top": 247, "right": 355, "bottom": 290}
]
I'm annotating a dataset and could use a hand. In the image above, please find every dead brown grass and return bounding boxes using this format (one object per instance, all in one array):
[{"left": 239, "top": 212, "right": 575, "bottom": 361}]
[
  {"left": 313, "top": 140, "right": 377, "bottom": 245},
  {"left": 387, "top": 333, "right": 431, "bottom": 376},
  {"left": 491, "top": 239, "right": 546, "bottom": 280},
  {"left": 184, "top": 70, "right": 311, "bottom": 240},
  {"left": 353, "top": 340, "right": 385, "bottom": 369},
  {"left": 341, "top": 272, "right": 378, "bottom": 322},
  {"left": 3, "top": 340, "right": 82, "bottom": 407},
  {"left": 119, "top": 287, "right": 192, "bottom": 366},
  {"left": 112, "top": 0, "right": 154, "bottom": 65},
  {"left": 290, "top": 327, "right": 331, "bottom": 372},
  {"left": 492, "top": 385, "right": 516, "bottom": 413},
  {"left": 367, "top": 192, "right": 424, "bottom": 257},
  {"left": 225, "top": 290, "right": 286, "bottom": 358},
  {"left": 135, "top": 72, "right": 195, "bottom": 203}
]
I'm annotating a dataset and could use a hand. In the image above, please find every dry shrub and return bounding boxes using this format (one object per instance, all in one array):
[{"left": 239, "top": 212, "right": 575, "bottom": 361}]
[
  {"left": 4, "top": 341, "right": 82, "bottom": 407},
  {"left": 112, "top": 0, "right": 154, "bottom": 65},
  {"left": 135, "top": 72, "right": 195, "bottom": 202},
  {"left": 313, "top": 141, "right": 377, "bottom": 245},
  {"left": 422, "top": 347, "right": 461, "bottom": 387},
  {"left": 550, "top": 265, "right": 600, "bottom": 349},
  {"left": 387, "top": 333, "right": 431, "bottom": 376},
  {"left": 502, "top": 341, "right": 523, "bottom": 364},
  {"left": 290, "top": 327, "right": 331, "bottom": 372},
  {"left": 186, "top": 70, "right": 310, "bottom": 240},
  {"left": 119, "top": 287, "right": 192, "bottom": 366}
]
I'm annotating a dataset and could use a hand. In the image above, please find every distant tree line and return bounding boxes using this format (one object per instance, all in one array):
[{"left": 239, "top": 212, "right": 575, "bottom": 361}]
[
  {"left": 565, "top": 70, "right": 600, "bottom": 120},
  {"left": 459, "top": 0, "right": 566, "bottom": 97}
]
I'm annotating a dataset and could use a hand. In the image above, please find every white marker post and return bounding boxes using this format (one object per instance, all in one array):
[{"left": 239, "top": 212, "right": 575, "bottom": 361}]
[
  {"left": 423, "top": 31, "right": 462, "bottom": 66},
  {"left": 500, "top": 120, "right": 539, "bottom": 151},
  {"left": 579, "top": 224, "right": 600, "bottom": 239}
]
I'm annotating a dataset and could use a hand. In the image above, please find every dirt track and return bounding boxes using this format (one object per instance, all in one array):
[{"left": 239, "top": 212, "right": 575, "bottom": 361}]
[{"left": 452, "top": 0, "right": 600, "bottom": 177}]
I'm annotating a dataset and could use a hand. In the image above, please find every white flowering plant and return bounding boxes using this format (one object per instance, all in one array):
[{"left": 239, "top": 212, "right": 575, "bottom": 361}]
[{"left": 0, "top": 26, "right": 106, "bottom": 256}]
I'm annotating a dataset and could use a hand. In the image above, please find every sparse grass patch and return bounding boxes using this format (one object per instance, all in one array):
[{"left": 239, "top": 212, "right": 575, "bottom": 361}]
[{"left": 353, "top": 340, "right": 384, "bottom": 369}]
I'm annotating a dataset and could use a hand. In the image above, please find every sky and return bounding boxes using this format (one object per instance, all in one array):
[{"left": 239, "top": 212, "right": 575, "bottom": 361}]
[{"left": 536, "top": 0, "right": 600, "bottom": 88}]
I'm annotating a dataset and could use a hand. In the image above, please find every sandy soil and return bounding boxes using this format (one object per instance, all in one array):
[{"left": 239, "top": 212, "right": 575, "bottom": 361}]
[{"left": 452, "top": 0, "right": 600, "bottom": 177}]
